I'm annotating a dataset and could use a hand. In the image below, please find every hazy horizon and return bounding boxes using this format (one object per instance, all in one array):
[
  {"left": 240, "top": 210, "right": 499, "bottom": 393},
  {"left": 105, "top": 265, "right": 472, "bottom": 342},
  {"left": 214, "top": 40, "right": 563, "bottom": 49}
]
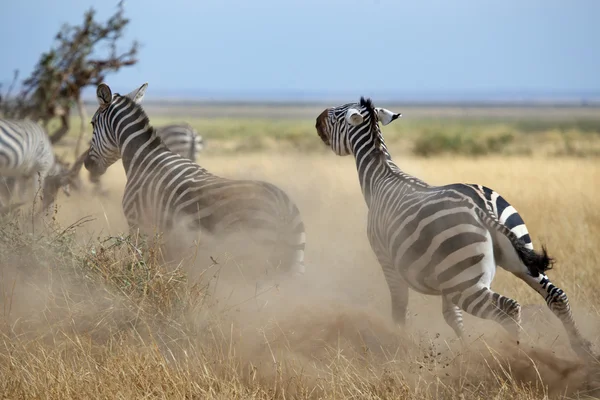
[{"left": 2, "top": 0, "right": 599, "bottom": 103}]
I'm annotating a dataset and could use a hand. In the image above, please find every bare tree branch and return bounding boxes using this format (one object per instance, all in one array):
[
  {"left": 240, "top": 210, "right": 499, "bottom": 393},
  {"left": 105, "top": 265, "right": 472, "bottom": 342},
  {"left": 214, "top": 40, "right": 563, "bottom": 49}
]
[{"left": 1, "top": 0, "right": 139, "bottom": 155}]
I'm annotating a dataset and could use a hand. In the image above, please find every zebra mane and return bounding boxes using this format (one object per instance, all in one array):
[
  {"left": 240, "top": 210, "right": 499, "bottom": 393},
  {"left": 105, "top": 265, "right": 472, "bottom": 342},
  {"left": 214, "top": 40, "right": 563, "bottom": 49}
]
[
  {"left": 359, "top": 97, "right": 385, "bottom": 154},
  {"left": 115, "top": 94, "right": 156, "bottom": 139}
]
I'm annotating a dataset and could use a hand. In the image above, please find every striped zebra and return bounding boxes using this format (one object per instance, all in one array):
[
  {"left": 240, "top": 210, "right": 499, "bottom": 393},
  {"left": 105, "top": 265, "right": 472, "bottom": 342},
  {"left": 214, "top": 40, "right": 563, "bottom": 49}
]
[
  {"left": 314, "top": 97, "right": 591, "bottom": 356},
  {"left": 88, "top": 123, "right": 204, "bottom": 194},
  {"left": 0, "top": 118, "right": 81, "bottom": 211},
  {"left": 83, "top": 83, "right": 305, "bottom": 277},
  {"left": 156, "top": 123, "right": 204, "bottom": 161}
]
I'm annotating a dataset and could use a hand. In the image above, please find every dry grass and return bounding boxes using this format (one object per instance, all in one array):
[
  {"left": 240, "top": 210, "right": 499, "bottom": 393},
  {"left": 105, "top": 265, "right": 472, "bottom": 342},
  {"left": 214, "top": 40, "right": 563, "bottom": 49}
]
[{"left": 0, "top": 151, "right": 599, "bottom": 399}]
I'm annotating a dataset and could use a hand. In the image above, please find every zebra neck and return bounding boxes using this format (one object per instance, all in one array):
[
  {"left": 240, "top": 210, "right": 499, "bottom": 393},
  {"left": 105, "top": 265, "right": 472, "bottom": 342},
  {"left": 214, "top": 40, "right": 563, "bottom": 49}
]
[
  {"left": 120, "top": 127, "right": 163, "bottom": 176},
  {"left": 352, "top": 136, "right": 429, "bottom": 206},
  {"left": 351, "top": 135, "right": 395, "bottom": 206}
]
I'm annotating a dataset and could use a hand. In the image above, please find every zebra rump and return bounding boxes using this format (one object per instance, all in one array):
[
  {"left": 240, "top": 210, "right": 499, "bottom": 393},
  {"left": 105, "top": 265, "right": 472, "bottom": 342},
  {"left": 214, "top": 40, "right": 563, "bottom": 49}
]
[
  {"left": 155, "top": 123, "right": 204, "bottom": 161},
  {"left": 451, "top": 183, "right": 554, "bottom": 277},
  {"left": 0, "top": 118, "right": 84, "bottom": 210}
]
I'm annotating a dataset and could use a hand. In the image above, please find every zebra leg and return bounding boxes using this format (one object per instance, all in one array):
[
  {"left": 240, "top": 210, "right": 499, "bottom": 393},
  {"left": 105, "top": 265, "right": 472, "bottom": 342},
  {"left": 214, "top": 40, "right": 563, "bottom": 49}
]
[
  {"left": 495, "top": 240, "right": 593, "bottom": 357},
  {"left": 446, "top": 285, "right": 522, "bottom": 342},
  {"left": 442, "top": 294, "right": 465, "bottom": 339},
  {"left": 512, "top": 272, "right": 592, "bottom": 357},
  {"left": 379, "top": 258, "right": 409, "bottom": 326}
]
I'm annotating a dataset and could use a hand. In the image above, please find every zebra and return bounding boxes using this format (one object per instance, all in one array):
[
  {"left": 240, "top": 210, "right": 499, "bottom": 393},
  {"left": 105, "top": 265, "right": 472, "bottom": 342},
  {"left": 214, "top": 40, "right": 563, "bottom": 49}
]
[
  {"left": 314, "top": 97, "right": 592, "bottom": 357},
  {"left": 87, "top": 122, "right": 205, "bottom": 195},
  {"left": 0, "top": 118, "right": 82, "bottom": 211},
  {"left": 156, "top": 123, "right": 204, "bottom": 161},
  {"left": 83, "top": 82, "right": 306, "bottom": 278}
]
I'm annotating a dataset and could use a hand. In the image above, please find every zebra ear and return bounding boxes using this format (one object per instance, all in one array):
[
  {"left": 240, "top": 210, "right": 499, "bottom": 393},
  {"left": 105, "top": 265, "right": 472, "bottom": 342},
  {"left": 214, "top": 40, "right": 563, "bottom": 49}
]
[
  {"left": 97, "top": 84, "right": 113, "bottom": 108},
  {"left": 345, "top": 108, "right": 364, "bottom": 126},
  {"left": 125, "top": 83, "right": 148, "bottom": 104},
  {"left": 376, "top": 107, "right": 402, "bottom": 126}
]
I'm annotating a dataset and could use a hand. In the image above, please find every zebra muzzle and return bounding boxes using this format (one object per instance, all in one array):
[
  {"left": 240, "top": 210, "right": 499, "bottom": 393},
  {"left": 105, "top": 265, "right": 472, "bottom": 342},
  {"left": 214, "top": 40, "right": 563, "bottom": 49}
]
[{"left": 83, "top": 158, "right": 106, "bottom": 177}]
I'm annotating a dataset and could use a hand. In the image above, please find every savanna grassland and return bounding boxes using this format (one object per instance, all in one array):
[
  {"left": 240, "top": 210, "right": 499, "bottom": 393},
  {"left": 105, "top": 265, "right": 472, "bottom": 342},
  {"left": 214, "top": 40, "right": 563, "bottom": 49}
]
[{"left": 2, "top": 103, "right": 600, "bottom": 399}]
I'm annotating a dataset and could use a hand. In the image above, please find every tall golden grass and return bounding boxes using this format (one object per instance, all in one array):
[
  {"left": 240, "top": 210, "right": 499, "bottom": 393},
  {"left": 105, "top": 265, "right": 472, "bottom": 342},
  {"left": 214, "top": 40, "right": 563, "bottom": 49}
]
[{"left": 0, "top": 152, "right": 598, "bottom": 399}]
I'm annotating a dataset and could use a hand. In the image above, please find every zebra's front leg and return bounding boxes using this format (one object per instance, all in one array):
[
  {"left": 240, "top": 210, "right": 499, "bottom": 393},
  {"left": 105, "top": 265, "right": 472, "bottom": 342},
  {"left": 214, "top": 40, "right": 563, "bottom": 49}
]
[
  {"left": 379, "top": 258, "right": 409, "bottom": 326},
  {"left": 442, "top": 295, "right": 465, "bottom": 340},
  {"left": 513, "top": 272, "right": 592, "bottom": 358}
]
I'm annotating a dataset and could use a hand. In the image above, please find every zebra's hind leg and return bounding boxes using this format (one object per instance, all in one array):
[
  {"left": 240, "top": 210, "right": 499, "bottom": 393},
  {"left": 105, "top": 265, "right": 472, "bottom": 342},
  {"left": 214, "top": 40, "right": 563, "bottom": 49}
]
[
  {"left": 447, "top": 284, "right": 522, "bottom": 343},
  {"left": 512, "top": 272, "right": 592, "bottom": 358}
]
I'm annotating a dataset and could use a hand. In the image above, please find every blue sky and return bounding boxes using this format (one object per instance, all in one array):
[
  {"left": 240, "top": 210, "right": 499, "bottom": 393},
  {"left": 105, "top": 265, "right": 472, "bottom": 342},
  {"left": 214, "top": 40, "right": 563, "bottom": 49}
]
[{"left": 1, "top": 0, "right": 599, "bottom": 101}]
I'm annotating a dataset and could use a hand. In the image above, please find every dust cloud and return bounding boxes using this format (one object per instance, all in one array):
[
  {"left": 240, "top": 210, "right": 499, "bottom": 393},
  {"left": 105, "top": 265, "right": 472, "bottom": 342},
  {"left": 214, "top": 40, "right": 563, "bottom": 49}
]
[{"left": 1, "top": 153, "right": 599, "bottom": 398}]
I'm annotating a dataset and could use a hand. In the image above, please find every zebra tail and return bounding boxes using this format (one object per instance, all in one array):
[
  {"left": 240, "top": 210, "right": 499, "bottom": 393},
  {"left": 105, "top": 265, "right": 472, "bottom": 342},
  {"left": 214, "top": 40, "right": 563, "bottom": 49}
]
[
  {"left": 476, "top": 208, "right": 554, "bottom": 277},
  {"left": 189, "top": 132, "right": 196, "bottom": 161},
  {"left": 513, "top": 239, "right": 554, "bottom": 277}
]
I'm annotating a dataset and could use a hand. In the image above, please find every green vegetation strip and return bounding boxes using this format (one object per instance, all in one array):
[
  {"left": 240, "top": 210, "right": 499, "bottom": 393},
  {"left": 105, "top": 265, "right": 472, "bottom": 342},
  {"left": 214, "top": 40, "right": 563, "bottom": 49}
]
[{"left": 50, "top": 116, "right": 600, "bottom": 157}]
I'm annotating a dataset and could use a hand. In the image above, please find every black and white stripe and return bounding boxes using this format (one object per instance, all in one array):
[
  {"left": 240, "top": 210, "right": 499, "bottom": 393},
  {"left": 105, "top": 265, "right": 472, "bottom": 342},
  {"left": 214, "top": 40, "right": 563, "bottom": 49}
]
[
  {"left": 0, "top": 118, "right": 72, "bottom": 210},
  {"left": 315, "top": 98, "right": 591, "bottom": 356},
  {"left": 84, "top": 83, "right": 305, "bottom": 277},
  {"left": 445, "top": 183, "right": 533, "bottom": 250}
]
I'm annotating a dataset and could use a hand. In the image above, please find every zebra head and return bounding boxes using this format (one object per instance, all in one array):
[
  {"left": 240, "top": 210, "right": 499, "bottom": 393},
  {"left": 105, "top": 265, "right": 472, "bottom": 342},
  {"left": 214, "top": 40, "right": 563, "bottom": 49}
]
[
  {"left": 84, "top": 82, "right": 148, "bottom": 177},
  {"left": 315, "top": 97, "right": 402, "bottom": 156}
]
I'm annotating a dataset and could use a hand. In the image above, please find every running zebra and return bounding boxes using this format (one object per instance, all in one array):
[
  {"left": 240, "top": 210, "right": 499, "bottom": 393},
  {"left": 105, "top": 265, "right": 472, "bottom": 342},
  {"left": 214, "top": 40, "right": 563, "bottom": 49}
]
[
  {"left": 83, "top": 83, "right": 305, "bottom": 277},
  {"left": 0, "top": 118, "right": 81, "bottom": 211},
  {"left": 314, "top": 97, "right": 591, "bottom": 356}
]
